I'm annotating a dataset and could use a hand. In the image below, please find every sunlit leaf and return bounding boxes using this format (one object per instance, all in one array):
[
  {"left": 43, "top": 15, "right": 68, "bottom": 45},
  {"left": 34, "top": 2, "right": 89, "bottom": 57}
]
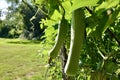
[
  {"left": 96, "top": 0, "right": 119, "bottom": 11},
  {"left": 50, "top": 10, "right": 62, "bottom": 20},
  {"left": 44, "top": 19, "right": 56, "bottom": 26},
  {"left": 35, "top": 0, "right": 43, "bottom": 4},
  {"left": 92, "top": 7, "right": 120, "bottom": 38},
  {"left": 62, "top": 1, "right": 72, "bottom": 20},
  {"left": 45, "top": 26, "right": 55, "bottom": 36},
  {"left": 71, "top": 0, "right": 99, "bottom": 12},
  {"left": 40, "top": 10, "right": 62, "bottom": 27},
  {"left": 45, "top": 26, "right": 57, "bottom": 43}
]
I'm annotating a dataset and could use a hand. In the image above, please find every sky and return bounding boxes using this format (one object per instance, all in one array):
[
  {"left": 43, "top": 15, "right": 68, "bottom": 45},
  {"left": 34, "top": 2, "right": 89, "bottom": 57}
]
[
  {"left": 0, "top": 0, "right": 10, "bottom": 20},
  {"left": 0, "top": 0, "right": 9, "bottom": 9},
  {"left": 0, "top": 0, "right": 23, "bottom": 20}
]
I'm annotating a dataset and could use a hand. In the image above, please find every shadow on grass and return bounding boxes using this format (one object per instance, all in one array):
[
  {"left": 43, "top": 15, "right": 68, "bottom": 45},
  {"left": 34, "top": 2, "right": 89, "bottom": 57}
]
[{"left": 7, "top": 40, "right": 41, "bottom": 44}]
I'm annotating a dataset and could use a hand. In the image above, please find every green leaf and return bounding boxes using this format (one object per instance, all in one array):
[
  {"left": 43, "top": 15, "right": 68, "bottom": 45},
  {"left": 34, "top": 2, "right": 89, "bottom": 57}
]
[
  {"left": 92, "top": 7, "right": 120, "bottom": 38},
  {"left": 71, "top": 0, "right": 99, "bottom": 12},
  {"left": 41, "top": 10, "right": 62, "bottom": 27},
  {"left": 96, "top": 0, "right": 119, "bottom": 11},
  {"left": 62, "top": 1, "right": 72, "bottom": 20},
  {"left": 62, "top": 1, "right": 71, "bottom": 13},
  {"left": 45, "top": 26, "right": 57, "bottom": 43},
  {"left": 44, "top": 19, "right": 56, "bottom": 27},
  {"left": 50, "top": 10, "right": 62, "bottom": 20},
  {"left": 105, "top": 61, "right": 118, "bottom": 73},
  {"left": 117, "top": 12, "right": 120, "bottom": 17},
  {"left": 35, "top": 0, "right": 43, "bottom": 4},
  {"left": 45, "top": 26, "right": 55, "bottom": 37},
  {"left": 101, "top": 7, "right": 120, "bottom": 34}
]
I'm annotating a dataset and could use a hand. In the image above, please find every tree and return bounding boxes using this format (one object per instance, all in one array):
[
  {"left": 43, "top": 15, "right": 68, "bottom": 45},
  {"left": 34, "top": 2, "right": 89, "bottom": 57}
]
[
  {"left": 0, "top": 0, "right": 25, "bottom": 38},
  {"left": 0, "top": 0, "right": 46, "bottom": 39},
  {"left": 35, "top": 0, "right": 120, "bottom": 80},
  {"left": 19, "top": 0, "right": 46, "bottom": 39}
]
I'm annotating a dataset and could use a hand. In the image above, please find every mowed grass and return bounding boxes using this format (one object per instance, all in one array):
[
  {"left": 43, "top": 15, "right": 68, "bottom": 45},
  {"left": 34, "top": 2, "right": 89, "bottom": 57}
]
[{"left": 0, "top": 38, "right": 49, "bottom": 80}]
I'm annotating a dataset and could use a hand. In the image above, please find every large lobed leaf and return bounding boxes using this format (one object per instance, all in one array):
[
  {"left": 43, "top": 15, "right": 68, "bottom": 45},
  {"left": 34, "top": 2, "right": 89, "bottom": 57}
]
[
  {"left": 71, "top": 0, "right": 99, "bottom": 12},
  {"left": 96, "top": 0, "right": 119, "bottom": 11}
]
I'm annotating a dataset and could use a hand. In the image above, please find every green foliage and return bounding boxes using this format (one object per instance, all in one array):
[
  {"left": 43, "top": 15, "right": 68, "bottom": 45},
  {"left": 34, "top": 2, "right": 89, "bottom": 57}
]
[
  {"left": 35, "top": 0, "right": 120, "bottom": 79},
  {"left": 19, "top": 1, "right": 46, "bottom": 39},
  {"left": 62, "top": 1, "right": 72, "bottom": 20},
  {"left": 46, "top": 59, "right": 62, "bottom": 80},
  {"left": 0, "top": 12, "right": 24, "bottom": 38},
  {"left": 0, "top": 24, "right": 11, "bottom": 37},
  {"left": 0, "top": 0, "right": 45, "bottom": 39},
  {"left": 96, "top": 0, "right": 119, "bottom": 11},
  {"left": 44, "top": 26, "right": 57, "bottom": 44},
  {"left": 71, "top": 0, "right": 99, "bottom": 11}
]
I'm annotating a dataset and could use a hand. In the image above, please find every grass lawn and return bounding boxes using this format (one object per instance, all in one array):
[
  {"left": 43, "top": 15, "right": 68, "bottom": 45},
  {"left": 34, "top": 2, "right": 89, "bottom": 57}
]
[{"left": 0, "top": 38, "right": 49, "bottom": 80}]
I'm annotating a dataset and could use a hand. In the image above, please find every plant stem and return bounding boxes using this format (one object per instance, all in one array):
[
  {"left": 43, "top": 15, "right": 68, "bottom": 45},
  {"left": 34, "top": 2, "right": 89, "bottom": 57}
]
[{"left": 60, "top": 44, "right": 72, "bottom": 80}]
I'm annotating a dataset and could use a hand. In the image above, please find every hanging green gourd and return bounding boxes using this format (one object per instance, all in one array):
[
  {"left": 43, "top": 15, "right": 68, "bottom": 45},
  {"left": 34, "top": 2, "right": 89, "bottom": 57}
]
[
  {"left": 48, "top": 17, "right": 68, "bottom": 60},
  {"left": 65, "top": 8, "right": 85, "bottom": 76}
]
